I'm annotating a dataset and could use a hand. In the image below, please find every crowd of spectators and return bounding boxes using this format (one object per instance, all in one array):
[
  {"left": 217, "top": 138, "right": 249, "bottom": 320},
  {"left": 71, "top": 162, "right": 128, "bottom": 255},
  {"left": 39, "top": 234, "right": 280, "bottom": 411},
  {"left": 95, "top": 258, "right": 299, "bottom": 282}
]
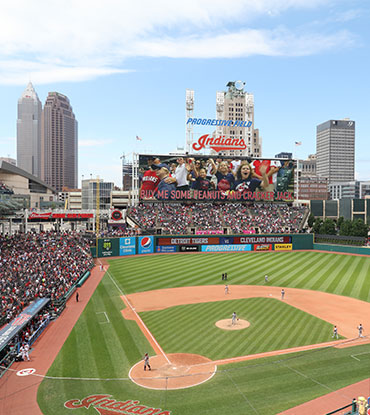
[
  {"left": 127, "top": 202, "right": 307, "bottom": 235},
  {"left": 0, "top": 181, "right": 13, "bottom": 194},
  {"left": 0, "top": 231, "right": 93, "bottom": 325},
  {"left": 156, "top": 204, "right": 192, "bottom": 234}
]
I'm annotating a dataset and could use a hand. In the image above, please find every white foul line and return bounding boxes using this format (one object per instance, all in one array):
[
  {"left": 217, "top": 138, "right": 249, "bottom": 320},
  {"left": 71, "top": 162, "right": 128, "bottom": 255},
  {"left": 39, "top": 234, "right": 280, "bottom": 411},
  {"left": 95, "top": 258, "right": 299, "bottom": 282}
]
[{"left": 101, "top": 260, "right": 171, "bottom": 364}]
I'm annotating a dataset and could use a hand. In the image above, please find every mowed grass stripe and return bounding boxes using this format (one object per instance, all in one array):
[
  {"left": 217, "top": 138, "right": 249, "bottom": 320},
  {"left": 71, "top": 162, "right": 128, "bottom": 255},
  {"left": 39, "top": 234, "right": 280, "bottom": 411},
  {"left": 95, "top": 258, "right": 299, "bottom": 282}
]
[
  {"left": 358, "top": 260, "right": 370, "bottom": 301},
  {"left": 276, "top": 253, "right": 329, "bottom": 287},
  {"left": 322, "top": 255, "right": 356, "bottom": 294},
  {"left": 342, "top": 257, "right": 366, "bottom": 297}
]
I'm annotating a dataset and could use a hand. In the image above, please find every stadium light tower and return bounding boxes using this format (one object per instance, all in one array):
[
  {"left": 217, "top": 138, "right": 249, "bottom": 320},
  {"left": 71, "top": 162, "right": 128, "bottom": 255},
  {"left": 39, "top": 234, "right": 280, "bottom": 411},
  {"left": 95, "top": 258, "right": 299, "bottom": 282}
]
[
  {"left": 216, "top": 91, "right": 224, "bottom": 137},
  {"left": 185, "top": 89, "right": 194, "bottom": 154}
]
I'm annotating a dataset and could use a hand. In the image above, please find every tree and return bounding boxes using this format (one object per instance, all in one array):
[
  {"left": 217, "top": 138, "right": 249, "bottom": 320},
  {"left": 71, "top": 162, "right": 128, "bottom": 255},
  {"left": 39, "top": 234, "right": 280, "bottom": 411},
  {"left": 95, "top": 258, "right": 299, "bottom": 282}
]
[
  {"left": 337, "top": 216, "right": 344, "bottom": 231},
  {"left": 319, "top": 218, "right": 336, "bottom": 235},
  {"left": 351, "top": 219, "right": 369, "bottom": 238},
  {"left": 339, "top": 220, "right": 352, "bottom": 236},
  {"left": 307, "top": 213, "right": 315, "bottom": 228},
  {"left": 312, "top": 218, "right": 323, "bottom": 234}
]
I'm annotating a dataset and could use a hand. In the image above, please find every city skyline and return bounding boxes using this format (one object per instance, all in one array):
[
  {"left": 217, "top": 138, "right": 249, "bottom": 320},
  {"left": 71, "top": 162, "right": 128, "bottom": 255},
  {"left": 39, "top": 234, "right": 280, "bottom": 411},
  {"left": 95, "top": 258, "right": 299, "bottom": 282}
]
[{"left": 0, "top": 1, "right": 369, "bottom": 186}]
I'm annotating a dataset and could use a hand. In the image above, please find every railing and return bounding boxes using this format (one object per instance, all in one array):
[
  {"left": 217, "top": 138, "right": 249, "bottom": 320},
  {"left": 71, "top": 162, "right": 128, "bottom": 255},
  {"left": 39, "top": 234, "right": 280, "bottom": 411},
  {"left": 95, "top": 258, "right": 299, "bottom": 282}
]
[{"left": 325, "top": 399, "right": 357, "bottom": 415}]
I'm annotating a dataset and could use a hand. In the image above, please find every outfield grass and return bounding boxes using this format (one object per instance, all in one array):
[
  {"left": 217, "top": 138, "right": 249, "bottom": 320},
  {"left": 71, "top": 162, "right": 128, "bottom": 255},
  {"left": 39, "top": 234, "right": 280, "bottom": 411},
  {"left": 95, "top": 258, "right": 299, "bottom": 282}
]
[
  {"left": 108, "top": 251, "right": 370, "bottom": 302},
  {"left": 38, "top": 251, "right": 370, "bottom": 415}
]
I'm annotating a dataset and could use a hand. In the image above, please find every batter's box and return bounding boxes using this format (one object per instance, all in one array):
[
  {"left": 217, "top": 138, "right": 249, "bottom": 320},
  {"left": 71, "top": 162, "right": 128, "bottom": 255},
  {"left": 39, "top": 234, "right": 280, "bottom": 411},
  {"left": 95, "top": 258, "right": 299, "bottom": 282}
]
[{"left": 96, "top": 311, "right": 110, "bottom": 324}]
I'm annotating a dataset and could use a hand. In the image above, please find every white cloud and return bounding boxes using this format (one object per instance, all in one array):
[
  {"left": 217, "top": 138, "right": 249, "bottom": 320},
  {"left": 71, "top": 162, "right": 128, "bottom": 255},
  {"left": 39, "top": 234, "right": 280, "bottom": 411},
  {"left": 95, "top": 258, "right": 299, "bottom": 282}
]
[{"left": 0, "top": 0, "right": 353, "bottom": 85}]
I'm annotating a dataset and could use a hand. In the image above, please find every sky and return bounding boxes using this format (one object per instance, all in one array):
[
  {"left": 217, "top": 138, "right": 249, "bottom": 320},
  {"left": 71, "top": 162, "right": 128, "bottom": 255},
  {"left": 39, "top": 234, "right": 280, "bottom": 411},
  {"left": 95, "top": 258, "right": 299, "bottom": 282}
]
[{"left": 0, "top": 0, "right": 369, "bottom": 187}]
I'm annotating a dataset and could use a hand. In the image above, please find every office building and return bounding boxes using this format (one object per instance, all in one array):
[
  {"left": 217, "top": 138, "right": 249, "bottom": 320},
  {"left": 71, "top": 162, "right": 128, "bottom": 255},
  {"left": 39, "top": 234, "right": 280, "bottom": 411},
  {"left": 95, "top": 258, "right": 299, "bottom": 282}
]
[
  {"left": 41, "top": 92, "right": 78, "bottom": 191},
  {"left": 275, "top": 152, "right": 292, "bottom": 159},
  {"left": 81, "top": 178, "right": 114, "bottom": 210},
  {"left": 17, "top": 82, "right": 42, "bottom": 177},
  {"left": 316, "top": 119, "right": 355, "bottom": 184},
  {"left": 215, "top": 81, "right": 262, "bottom": 157}
]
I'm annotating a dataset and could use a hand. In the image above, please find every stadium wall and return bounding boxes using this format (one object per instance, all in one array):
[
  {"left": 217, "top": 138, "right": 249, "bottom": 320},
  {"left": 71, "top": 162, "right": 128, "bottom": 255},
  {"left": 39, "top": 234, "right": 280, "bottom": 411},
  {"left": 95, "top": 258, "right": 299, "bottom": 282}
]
[
  {"left": 95, "top": 233, "right": 313, "bottom": 257},
  {"left": 313, "top": 243, "right": 370, "bottom": 256}
]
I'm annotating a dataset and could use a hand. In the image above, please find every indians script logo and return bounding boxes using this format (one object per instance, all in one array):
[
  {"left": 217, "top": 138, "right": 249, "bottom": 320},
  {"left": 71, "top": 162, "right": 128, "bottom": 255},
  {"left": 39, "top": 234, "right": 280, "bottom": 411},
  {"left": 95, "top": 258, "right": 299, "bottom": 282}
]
[
  {"left": 140, "top": 237, "right": 152, "bottom": 249},
  {"left": 64, "top": 394, "right": 171, "bottom": 414},
  {"left": 192, "top": 134, "right": 247, "bottom": 153}
]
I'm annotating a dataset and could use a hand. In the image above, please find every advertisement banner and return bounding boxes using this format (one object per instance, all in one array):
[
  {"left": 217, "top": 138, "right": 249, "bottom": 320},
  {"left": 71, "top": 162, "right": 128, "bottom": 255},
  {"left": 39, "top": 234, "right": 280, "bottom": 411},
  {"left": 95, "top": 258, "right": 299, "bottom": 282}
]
[
  {"left": 99, "top": 238, "right": 120, "bottom": 257},
  {"left": 234, "top": 235, "right": 291, "bottom": 244},
  {"left": 157, "top": 237, "right": 220, "bottom": 246},
  {"left": 201, "top": 244, "right": 252, "bottom": 252},
  {"left": 220, "top": 237, "right": 234, "bottom": 244},
  {"left": 195, "top": 230, "right": 223, "bottom": 235},
  {"left": 275, "top": 243, "right": 293, "bottom": 251},
  {"left": 254, "top": 244, "right": 273, "bottom": 251},
  {"left": 119, "top": 237, "right": 136, "bottom": 256},
  {"left": 138, "top": 236, "right": 154, "bottom": 254},
  {"left": 179, "top": 246, "right": 200, "bottom": 252},
  {"left": 156, "top": 246, "right": 177, "bottom": 253}
]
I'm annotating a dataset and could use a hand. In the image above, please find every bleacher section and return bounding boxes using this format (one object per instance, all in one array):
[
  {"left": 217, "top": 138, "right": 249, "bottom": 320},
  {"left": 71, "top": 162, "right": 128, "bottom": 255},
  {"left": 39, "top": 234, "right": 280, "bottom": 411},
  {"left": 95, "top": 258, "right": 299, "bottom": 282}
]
[{"left": 127, "top": 203, "right": 308, "bottom": 235}]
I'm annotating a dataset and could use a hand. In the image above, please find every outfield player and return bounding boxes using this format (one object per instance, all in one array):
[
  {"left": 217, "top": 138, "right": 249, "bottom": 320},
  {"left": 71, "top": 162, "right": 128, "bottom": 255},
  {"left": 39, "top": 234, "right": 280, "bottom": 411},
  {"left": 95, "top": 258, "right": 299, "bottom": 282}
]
[
  {"left": 264, "top": 275, "right": 268, "bottom": 283},
  {"left": 143, "top": 353, "right": 151, "bottom": 371}
]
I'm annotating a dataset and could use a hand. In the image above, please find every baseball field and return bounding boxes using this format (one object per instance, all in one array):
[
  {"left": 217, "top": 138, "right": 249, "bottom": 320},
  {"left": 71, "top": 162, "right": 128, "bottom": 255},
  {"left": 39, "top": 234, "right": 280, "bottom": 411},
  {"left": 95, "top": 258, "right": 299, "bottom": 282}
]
[{"left": 37, "top": 250, "right": 370, "bottom": 414}]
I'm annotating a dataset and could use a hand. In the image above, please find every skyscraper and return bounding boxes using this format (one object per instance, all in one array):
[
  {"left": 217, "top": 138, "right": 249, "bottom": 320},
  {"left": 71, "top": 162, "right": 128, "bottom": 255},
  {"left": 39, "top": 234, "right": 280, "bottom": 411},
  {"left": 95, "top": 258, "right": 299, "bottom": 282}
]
[
  {"left": 17, "top": 82, "right": 42, "bottom": 177},
  {"left": 41, "top": 92, "right": 78, "bottom": 191},
  {"left": 316, "top": 119, "right": 355, "bottom": 184},
  {"left": 216, "top": 81, "right": 262, "bottom": 157}
]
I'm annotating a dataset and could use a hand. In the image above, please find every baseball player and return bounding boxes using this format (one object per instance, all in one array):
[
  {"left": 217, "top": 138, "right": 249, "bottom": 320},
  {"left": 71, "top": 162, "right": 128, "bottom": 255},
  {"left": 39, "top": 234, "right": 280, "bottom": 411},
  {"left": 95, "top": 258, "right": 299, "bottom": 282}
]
[
  {"left": 265, "top": 275, "right": 268, "bottom": 283},
  {"left": 358, "top": 323, "right": 364, "bottom": 338},
  {"left": 332, "top": 325, "right": 338, "bottom": 339},
  {"left": 225, "top": 285, "right": 229, "bottom": 295},
  {"left": 231, "top": 312, "right": 237, "bottom": 325},
  {"left": 23, "top": 343, "right": 30, "bottom": 361},
  {"left": 143, "top": 353, "right": 151, "bottom": 371},
  {"left": 281, "top": 289, "right": 285, "bottom": 300}
]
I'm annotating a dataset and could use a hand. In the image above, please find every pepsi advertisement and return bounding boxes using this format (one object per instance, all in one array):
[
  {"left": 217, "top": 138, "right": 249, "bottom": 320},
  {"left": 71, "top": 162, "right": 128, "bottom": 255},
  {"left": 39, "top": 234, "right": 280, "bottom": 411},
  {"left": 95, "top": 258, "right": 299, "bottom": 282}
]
[
  {"left": 119, "top": 237, "right": 136, "bottom": 256},
  {"left": 138, "top": 236, "right": 154, "bottom": 254}
]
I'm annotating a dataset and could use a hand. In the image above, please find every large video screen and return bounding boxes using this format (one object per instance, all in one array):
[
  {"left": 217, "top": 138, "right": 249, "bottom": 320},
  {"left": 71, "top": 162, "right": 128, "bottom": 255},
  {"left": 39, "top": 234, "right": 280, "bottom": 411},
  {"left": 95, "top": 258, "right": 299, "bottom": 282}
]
[{"left": 138, "top": 154, "right": 295, "bottom": 202}]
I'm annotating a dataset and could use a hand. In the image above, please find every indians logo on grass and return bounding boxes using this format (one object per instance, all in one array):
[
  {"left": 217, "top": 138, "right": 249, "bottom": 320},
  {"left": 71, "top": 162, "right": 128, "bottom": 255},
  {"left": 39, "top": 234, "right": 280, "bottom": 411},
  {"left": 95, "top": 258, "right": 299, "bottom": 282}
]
[
  {"left": 140, "top": 237, "right": 152, "bottom": 249},
  {"left": 65, "top": 394, "right": 171, "bottom": 414}
]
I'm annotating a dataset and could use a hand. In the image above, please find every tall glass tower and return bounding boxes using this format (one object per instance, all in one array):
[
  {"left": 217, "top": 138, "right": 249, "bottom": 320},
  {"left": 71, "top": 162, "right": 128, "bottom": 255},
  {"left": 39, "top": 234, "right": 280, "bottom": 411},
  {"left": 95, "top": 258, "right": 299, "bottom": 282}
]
[
  {"left": 41, "top": 92, "right": 78, "bottom": 191},
  {"left": 17, "top": 82, "right": 42, "bottom": 177}
]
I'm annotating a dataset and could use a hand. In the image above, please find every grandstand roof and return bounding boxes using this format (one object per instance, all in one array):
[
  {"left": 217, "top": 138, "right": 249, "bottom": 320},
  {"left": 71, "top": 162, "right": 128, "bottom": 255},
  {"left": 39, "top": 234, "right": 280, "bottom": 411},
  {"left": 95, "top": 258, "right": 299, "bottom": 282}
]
[{"left": 0, "top": 160, "right": 56, "bottom": 194}]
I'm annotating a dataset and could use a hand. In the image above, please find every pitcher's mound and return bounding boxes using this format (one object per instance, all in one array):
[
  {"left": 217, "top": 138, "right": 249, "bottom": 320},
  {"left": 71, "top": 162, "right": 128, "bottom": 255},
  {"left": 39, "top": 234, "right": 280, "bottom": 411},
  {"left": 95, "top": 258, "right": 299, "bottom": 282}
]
[
  {"left": 216, "top": 319, "right": 250, "bottom": 330},
  {"left": 129, "top": 353, "right": 217, "bottom": 390}
]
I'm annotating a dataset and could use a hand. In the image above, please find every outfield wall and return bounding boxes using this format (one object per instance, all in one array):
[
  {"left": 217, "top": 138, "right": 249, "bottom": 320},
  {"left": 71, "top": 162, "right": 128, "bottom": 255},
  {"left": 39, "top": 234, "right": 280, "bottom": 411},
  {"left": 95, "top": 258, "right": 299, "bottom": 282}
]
[
  {"left": 313, "top": 243, "right": 370, "bottom": 256},
  {"left": 96, "top": 233, "right": 313, "bottom": 257}
]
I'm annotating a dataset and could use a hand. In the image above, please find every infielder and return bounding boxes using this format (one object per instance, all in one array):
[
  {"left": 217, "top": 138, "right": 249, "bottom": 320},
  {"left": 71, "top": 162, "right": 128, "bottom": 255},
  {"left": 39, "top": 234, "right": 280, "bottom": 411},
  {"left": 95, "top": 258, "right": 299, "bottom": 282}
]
[
  {"left": 281, "top": 289, "right": 285, "bottom": 300},
  {"left": 225, "top": 285, "right": 229, "bottom": 295},
  {"left": 358, "top": 323, "right": 364, "bottom": 338},
  {"left": 332, "top": 325, "right": 338, "bottom": 339},
  {"left": 143, "top": 353, "right": 151, "bottom": 371},
  {"left": 265, "top": 275, "right": 268, "bottom": 283},
  {"left": 231, "top": 312, "right": 237, "bottom": 325}
]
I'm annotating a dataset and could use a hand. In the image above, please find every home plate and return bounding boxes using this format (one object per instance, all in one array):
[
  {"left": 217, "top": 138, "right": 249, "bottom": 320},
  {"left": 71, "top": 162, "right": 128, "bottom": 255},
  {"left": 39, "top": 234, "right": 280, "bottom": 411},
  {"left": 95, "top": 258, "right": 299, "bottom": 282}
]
[{"left": 17, "top": 368, "right": 36, "bottom": 376}]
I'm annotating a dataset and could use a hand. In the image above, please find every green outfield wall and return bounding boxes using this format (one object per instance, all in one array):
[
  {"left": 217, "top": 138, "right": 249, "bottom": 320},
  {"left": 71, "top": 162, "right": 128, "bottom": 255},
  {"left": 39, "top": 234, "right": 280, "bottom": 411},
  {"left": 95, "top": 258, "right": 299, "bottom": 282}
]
[{"left": 313, "top": 243, "right": 370, "bottom": 256}]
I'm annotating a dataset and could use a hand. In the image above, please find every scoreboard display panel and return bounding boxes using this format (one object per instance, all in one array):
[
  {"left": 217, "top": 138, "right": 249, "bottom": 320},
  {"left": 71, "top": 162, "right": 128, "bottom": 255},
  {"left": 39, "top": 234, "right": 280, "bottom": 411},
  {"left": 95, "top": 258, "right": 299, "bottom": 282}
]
[{"left": 138, "top": 154, "right": 295, "bottom": 203}]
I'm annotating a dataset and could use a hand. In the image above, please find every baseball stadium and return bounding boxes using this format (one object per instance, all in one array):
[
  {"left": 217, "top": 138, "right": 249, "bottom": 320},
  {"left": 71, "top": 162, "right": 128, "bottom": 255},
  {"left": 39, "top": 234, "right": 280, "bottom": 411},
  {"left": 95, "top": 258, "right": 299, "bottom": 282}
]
[{"left": 1, "top": 155, "right": 370, "bottom": 415}]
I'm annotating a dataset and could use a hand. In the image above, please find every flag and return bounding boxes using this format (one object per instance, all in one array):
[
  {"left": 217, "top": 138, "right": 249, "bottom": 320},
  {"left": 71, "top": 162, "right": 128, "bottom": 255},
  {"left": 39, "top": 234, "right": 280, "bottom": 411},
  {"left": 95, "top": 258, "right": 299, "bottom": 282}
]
[
  {"left": 295, "top": 141, "right": 302, "bottom": 145},
  {"left": 136, "top": 135, "right": 142, "bottom": 141}
]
